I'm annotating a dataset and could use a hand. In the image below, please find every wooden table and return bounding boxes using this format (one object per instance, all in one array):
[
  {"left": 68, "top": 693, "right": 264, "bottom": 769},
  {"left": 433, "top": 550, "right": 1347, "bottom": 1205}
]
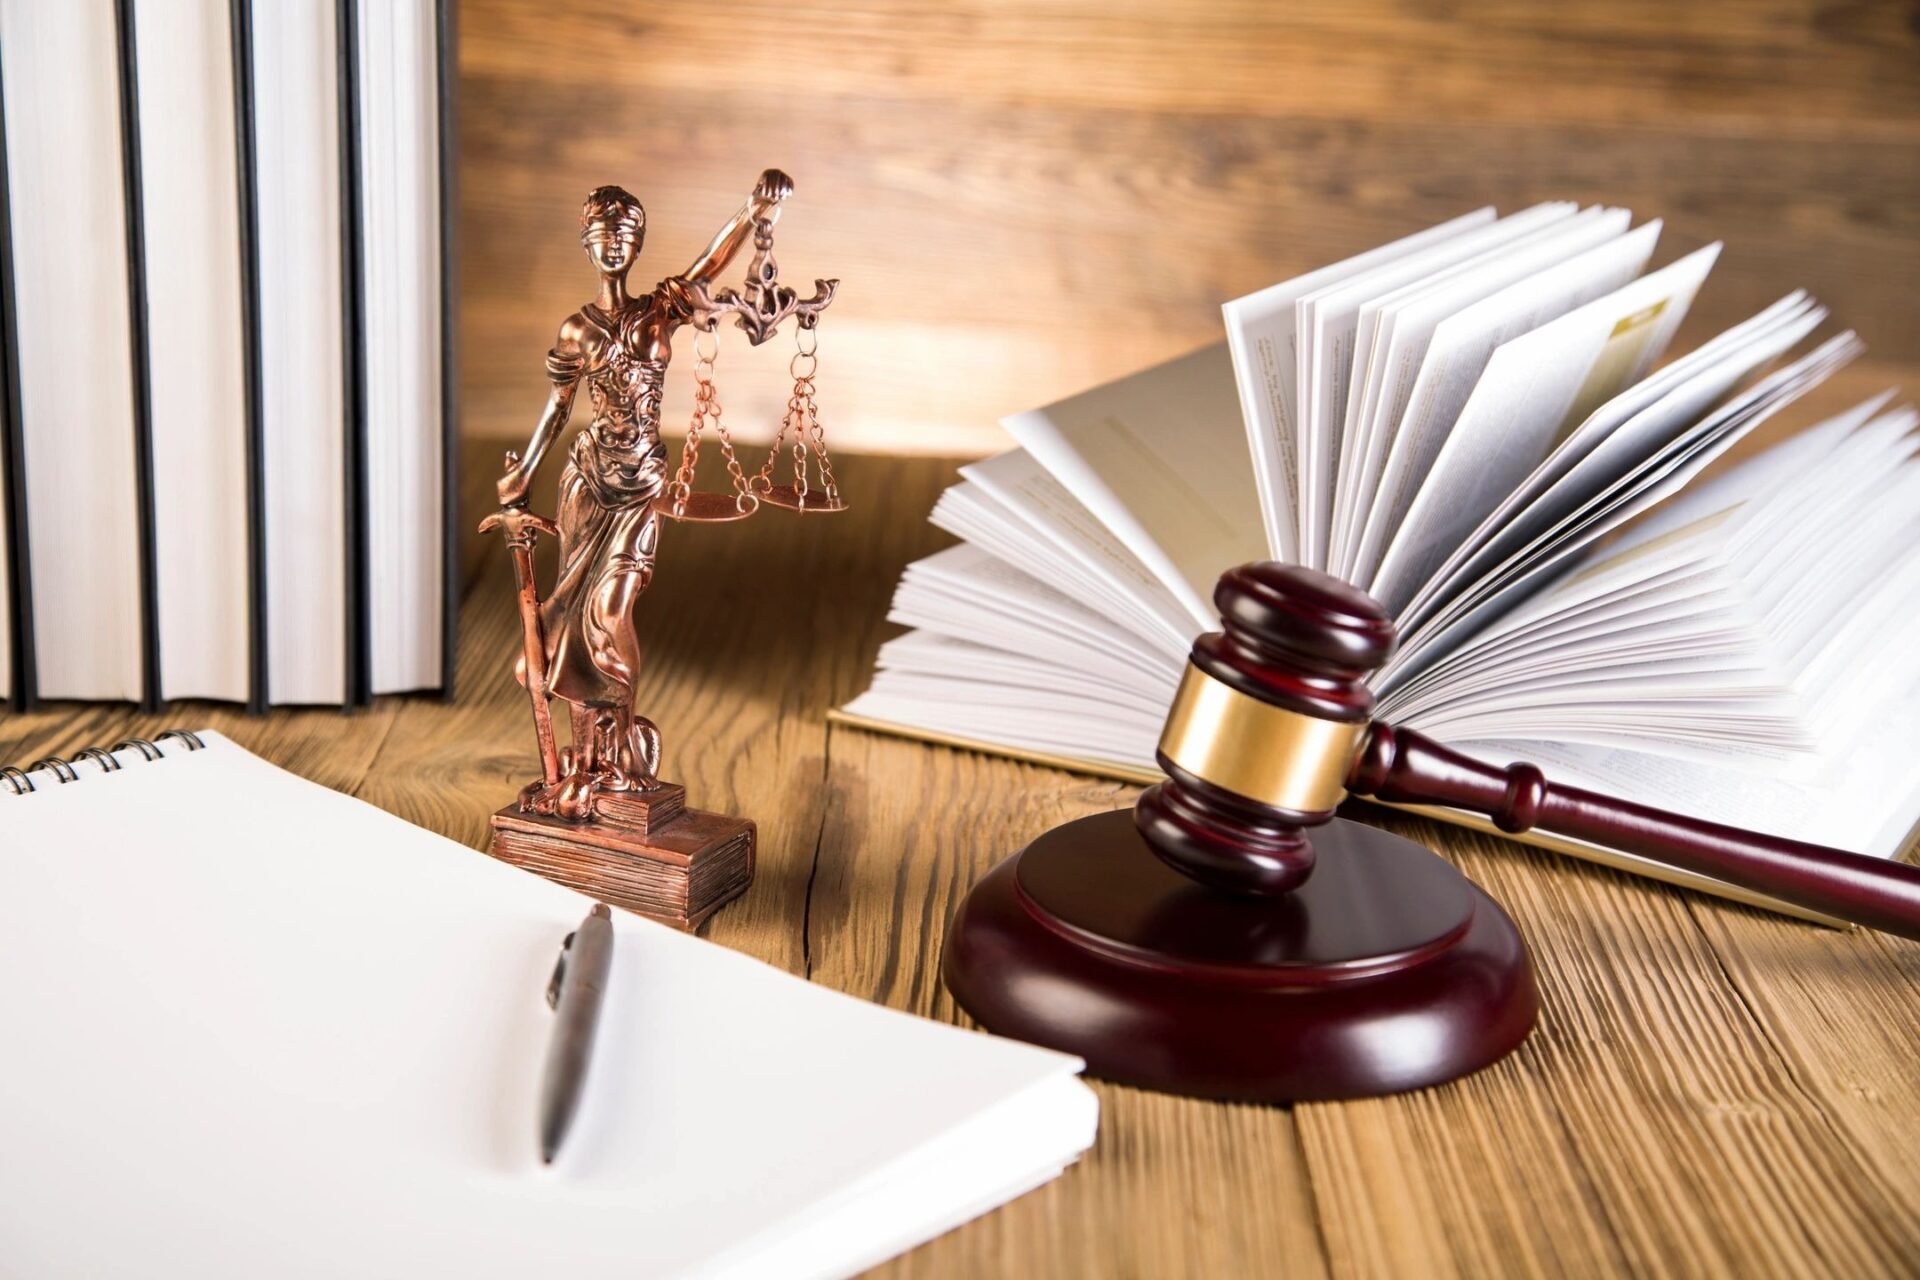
[{"left": 5, "top": 450, "right": 1917, "bottom": 1277}]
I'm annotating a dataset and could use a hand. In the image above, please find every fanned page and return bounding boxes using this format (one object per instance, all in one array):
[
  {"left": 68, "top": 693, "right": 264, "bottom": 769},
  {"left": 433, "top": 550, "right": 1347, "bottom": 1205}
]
[
  {"left": 1001, "top": 343, "right": 1266, "bottom": 627},
  {"left": 952, "top": 449, "right": 1194, "bottom": 655},
  {"left": 1221, "top": 206, "right": 1497, "bottom": 561},
  {"left": 0, "top": 734, "right": 1097, "bottom": 1279},
  {"left": 1291, "top": 202, "right": 1580, "bottom": 569},
  {"left": 1385, "top": 314, "right": 1847, "bottom": 683},
  {"left": 844, "top": 206, "right": 1920, "bottom": 906},
  {"left": 1386, "top": 399, "right": 1920, "bottom": 859},
  {"left": 1371, "top": 243, "right": 1719, "bottom": 612},
  {"left": 1388, "top": 291, "right": 1824, "bottom": 647},
  {"left": 1325, "top": 206, "right": 1635, "bottom": 580},
  {"left": 1340, "top": 219, "right": 1663, "bottom": 589}
]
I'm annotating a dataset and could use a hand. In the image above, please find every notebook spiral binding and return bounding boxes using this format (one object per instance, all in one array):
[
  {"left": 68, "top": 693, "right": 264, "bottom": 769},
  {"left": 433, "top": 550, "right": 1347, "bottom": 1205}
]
[{"left": 0, "top": 729, "right": 205, "bottom": 795}]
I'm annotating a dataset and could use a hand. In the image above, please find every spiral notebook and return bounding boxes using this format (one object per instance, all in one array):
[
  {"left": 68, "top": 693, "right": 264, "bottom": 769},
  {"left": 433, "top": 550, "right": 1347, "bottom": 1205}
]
[{"left": 0, "top": 731, "right": 1097, "bottom": 1279}]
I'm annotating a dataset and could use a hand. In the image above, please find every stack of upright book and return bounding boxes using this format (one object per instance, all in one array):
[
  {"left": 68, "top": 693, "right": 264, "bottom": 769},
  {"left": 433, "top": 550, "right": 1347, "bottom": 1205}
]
[{"left": 0, "top": 0, "right": 457, "bottom": 712}]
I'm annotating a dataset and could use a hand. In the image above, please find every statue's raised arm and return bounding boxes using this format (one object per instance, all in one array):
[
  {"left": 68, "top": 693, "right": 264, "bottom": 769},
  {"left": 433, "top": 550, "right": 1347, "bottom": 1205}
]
[
  {"left": 673, "top": 170, "right": 837, "bottom": 347},
  {"left": 679, "top": 169, "right": 793, "bottom": 289}
]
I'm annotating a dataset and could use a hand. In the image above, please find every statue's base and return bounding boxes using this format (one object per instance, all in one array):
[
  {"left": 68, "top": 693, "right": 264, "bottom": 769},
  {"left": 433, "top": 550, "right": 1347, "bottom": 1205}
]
[
  {"left": 942, "top": 811, "right": 1537, "bottom": 1101},
  {"left": 487, "top": 782, "right": 755, "bottom": 930}
]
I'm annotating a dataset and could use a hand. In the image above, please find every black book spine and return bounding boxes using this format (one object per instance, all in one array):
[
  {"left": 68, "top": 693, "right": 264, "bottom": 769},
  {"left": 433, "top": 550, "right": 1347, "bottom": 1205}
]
[
  {"left": 0, "top": 56, "right": 35, "bottom": 712},
  {"left": 114, "top": 0, "right": 162, "bottom": 713},
  {"left": 337, "top": 0, "right": 370, "bottom": 709},
  {"left": 230, "top": 0, "right": 269, "bottom": 714},
  {"left": 437, "top": 0, "right": 460, "bottom": 700}
]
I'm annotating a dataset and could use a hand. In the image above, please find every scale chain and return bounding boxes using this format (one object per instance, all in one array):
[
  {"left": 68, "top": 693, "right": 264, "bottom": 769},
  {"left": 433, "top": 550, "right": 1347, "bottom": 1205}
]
[
  {"left": 668, "top": 329, "right": 757, "bottom": 518},
  {"left": 751, "top": 327, "right": 840, "bottom": 507}
]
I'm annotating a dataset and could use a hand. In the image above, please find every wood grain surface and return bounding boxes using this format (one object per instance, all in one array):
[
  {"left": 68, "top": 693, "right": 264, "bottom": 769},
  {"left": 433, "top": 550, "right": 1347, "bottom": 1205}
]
[
  {"left": 455, "top": 0, "right": 1920, "bottom": 455},
  {"left": 4, "top": 448, "right": 1917, "bottom": 1276}
]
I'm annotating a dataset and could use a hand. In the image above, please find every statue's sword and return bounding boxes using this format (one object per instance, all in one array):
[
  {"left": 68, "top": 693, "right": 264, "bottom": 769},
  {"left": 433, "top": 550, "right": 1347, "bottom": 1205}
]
[{"left": 479, "top": 451, "right": 563, "bottom": 789}]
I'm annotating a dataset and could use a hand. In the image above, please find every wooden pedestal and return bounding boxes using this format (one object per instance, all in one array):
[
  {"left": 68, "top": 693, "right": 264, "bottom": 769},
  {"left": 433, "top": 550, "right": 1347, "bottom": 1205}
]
[
  {"left": 487, "top": 782, "right": 755, "bottom": 930},
  {"left": 943, "top": 811, "right": 1537, "bottom": 1101}
]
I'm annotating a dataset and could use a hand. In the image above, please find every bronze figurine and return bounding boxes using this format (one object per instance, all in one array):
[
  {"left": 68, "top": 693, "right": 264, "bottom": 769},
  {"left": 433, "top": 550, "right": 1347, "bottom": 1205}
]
[{"left": 482, "top": 170, "right": 841, "bottom": 928}]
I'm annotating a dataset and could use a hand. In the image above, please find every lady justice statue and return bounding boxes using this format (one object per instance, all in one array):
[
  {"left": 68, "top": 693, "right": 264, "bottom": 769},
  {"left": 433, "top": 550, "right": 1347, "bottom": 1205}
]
[{"left": 482, "top": 169, "right": 839, "bottom": 929}]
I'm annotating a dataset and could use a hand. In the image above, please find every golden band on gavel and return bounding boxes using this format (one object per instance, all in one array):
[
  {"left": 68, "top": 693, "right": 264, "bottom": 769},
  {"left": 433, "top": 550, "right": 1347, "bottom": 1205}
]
[{"left": 1155, "top": 663, "right": 1367, "bottom": 813}]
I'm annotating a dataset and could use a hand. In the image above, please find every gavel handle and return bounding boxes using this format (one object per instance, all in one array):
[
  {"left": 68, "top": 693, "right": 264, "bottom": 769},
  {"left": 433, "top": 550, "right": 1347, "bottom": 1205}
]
[{"left": 1348, "top": 722, "right": 1920, "bottom": 941}]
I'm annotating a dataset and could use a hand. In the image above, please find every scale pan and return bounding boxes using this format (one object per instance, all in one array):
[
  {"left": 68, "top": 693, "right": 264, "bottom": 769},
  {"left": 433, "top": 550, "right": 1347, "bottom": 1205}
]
[
  {"left": 657, "top": 491, "right": 758, "bottom": 523},
  {"left": 759, "top": 484, "right": 848, "bottom": 514}
]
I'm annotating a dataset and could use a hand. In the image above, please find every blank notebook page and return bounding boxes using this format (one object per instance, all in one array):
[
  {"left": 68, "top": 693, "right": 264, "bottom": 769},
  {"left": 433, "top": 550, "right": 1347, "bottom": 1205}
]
[{"left": 0, "top": 733, "right": 1096, "bottom": 1279}]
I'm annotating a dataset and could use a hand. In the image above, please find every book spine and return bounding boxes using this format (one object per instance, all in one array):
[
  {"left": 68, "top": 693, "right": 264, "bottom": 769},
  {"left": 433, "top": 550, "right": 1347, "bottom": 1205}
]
[
  {"left": 113, "top": 0, "right": 163, "bottom": 713},
  {"left": 437, "top": 0, "right": 460, "bottom": 700},
  {"left": 0, "top": 53, "right": 34, "bottom": 712},
  {"left": 337, "top": 0, "right": 370, "bottom": 709},
  {"left": 230, "top": 0, "right": 269, "bottom": 715}
]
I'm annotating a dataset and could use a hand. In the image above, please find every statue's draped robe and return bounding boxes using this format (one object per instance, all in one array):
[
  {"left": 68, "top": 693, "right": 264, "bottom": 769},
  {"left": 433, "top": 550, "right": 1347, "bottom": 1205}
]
[{"left": 532, "top": 303, "right": 668, "bottom": 709}]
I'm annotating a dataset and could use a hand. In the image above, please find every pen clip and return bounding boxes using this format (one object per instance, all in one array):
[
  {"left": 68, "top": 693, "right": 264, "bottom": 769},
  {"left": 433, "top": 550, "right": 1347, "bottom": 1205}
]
[{"left": 546, "top": 930, "right": 577, "bottom": 1010}]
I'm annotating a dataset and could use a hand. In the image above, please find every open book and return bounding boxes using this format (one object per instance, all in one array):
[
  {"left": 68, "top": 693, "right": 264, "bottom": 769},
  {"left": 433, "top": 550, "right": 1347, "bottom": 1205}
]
[{"left": 840, "top": 205, "right": 1920, "bottom": 919}]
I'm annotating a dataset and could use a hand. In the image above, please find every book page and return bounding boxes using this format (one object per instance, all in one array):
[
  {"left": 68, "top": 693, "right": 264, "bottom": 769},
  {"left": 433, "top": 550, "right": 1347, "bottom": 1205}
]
[
  {"left": 1387, "top": 331, "right": 1857, "bottom": 686},
  {"left": 1396, "top": 348, "right": 1842, "bottom": 684},
  {"left": 845, "top": 667, "right": 1168, "bottom": 770},
  {"left": 931, "top": 483, "right": 1177, "bottom": 656},
  {"left": 359, "top": 0, "right": 446, "bottom": 695},
  {"left": 1611, "top": 391, "right": 1892, "bottom": 554},
  {"left": 1329, "top": 208, "right": 1637, "bottom": 578},
  {"left": 873, "top": 630, "right": 1174, "bottom": 719},
  {"left": 1221, "top": 207, "right": 1496, "bottom": 560},
  {"left": 1293, "top": 203, "right": 1578, "bottom": 568},
  {"left": 1396, "top": 291, "right": 1812, "bottom": 640},
  {"left": 1370, "top": 243, "right": 1718, "bottom": 613},
  {"left": 1002, "top": 344, "right": 1264, "bottom": 626},
  {"left": 1344, "top": 219, "right": 1661, "bottom": 588},
  {"left": 844, "top": 688, "right": 1165, "bottom": 769},
  {"left": 892, "top": 544, "right": 1182, "bottom": 689},
  {"left": 1387, "top": 394, "right": 1920, "bottom": 852},
  {"left": 1449, "top": 720, "right": 1920, "bottom": 856},
  {"left": 957, "top": 450, "right": 1195, "bottom": 655}
]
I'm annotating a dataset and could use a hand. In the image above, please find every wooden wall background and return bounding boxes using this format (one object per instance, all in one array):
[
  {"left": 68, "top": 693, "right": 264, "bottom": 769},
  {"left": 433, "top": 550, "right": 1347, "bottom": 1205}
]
[{"left": 458, "top": 0, "right": 1920, "bottom": 456}]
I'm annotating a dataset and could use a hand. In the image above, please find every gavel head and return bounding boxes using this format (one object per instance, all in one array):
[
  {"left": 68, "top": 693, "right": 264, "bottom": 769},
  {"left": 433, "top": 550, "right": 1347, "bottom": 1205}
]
[{"left": 1135, "top": 563, "right": 1396, "bottom": 895}]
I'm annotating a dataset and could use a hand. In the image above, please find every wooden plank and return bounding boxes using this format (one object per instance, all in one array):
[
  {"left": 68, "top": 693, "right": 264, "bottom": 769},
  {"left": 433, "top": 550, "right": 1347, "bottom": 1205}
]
[
  {"left": 452, "top": 0, "right": 1920, "bottom": 453},
  {"left": 461, "top": 1, "right": 1920, "bottom": 131},
  {"left": 1292, "top": 810, "right": 1920, "bottom": 1277},
  {"left": 1684, "top": 901, "right": 1920, "bottom": 1230}
]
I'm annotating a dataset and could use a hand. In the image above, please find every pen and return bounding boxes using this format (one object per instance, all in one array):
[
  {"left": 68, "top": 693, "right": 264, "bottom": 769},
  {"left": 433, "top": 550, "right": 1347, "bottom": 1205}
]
[{"left": 539, "top": 902, "right": 615, "bottom": 1164}]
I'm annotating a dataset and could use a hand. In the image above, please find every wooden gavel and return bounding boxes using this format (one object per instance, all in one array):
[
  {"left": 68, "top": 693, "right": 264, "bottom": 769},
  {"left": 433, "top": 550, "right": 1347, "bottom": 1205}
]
[{"left": 1135, "top": 562, "right": 1920, "bottom": 941}]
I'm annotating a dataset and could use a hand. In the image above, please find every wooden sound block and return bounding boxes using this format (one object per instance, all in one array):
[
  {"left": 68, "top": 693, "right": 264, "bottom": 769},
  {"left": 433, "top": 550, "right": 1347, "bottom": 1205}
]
[
  {"left": 943, "top": 811, "right": 1538, "bottom": 1101},
  {"left": 488, "top": 785, "right": 754, "bottom": 930}
]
